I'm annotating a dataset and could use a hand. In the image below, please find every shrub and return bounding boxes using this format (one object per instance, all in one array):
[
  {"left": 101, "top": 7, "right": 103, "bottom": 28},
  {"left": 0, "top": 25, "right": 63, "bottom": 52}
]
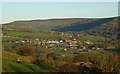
[
  {"left": 37, "top": 55, "right": 55, "bottom": 66},
  {"left": 63, "top": 56, "right": 74, "bottom": 63},
  {"left": 4, "top": 46, "right": 11, "bottom": 52},
  {"left": 74, "top": 53, "right": 89, "bottom": 63},
  {"left": 60, "top": 63, "right": 85, "bottom": 72},
  {"left": 47, "top": 52, "right": 56, "bottom": 59},
  {"left": 17, "top": 46, "right": 35, "bottom": 56}
]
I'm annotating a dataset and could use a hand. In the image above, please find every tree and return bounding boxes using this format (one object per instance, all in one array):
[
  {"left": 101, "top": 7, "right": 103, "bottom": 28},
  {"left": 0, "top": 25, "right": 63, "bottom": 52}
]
[
  {"left": 74, "top": 53, "right": 89, "bottom": 63},
  {"left": 47, "top": 52, "right": 56, "bottom": 59},
  {"left": 17, "top": 46, "right": 35, "bottom": 56},
  {"left": 4, "top": 33, "right": 7, "bottom": 35}
]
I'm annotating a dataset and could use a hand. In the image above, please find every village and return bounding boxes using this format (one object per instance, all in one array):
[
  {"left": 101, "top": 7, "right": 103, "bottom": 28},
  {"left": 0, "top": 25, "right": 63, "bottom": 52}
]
[{"left": 2, "top": 32, "right": 106, "bottom": 55}]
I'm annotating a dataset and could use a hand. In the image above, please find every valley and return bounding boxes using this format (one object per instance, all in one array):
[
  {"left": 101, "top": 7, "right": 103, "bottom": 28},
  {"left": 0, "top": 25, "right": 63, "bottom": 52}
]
[{"left": 1, "top": 16, "right": 120, "bottom": 73}]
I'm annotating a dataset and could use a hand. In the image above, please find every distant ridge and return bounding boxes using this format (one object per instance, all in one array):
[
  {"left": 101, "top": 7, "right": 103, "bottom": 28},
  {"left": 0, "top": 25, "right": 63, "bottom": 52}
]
[{"left": 2, "top": 17, "right": 117, "bottom": 32}]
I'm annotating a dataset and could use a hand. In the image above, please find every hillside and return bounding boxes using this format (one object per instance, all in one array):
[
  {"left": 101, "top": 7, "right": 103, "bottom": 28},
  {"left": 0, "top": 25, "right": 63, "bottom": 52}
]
[
  {"left": 3, "top": 18, "right": 97, "bottom": 31},
  {"left": 84, "top": 17, "right": 119, "bottom": 39},
  {"left": 3, "top": 17, "right": 118, "bottom": 33},
  {"left": 52, "top": 18, "right": 114, "bottom": 32}
]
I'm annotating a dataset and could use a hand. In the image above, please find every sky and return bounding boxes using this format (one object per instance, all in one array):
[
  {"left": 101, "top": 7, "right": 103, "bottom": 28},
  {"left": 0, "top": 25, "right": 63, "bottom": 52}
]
[
  {"left": 1, "top": 2, "right": 118, "bottom": 24},
  {"left": 1, "top": 0, "right": 120, "bottom": 2}
]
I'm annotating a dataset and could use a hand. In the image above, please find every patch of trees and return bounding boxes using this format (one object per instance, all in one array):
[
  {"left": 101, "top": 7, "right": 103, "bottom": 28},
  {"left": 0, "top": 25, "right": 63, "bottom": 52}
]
[
  {"left": 34, "top": 52, "right": 120, "bottom": 73},
  {"left": 85, "top": 18, "right": 119, "bottom": 40},
  {"left": 17, "top": 46, "right": 35, "bottom": 56},
  {"left": 89, "top": 52, "right": 120, "bottom": 72}
]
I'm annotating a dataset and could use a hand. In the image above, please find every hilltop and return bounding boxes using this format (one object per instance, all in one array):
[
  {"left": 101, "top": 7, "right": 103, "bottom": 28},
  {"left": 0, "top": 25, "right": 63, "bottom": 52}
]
[{"left": 2, "top": 18, "right": 100, "bottom": 31}]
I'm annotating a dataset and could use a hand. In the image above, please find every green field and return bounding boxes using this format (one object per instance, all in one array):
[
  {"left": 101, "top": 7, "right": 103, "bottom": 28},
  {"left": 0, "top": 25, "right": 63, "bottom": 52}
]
[
  {"left": 2, "top": 31, "right": 56, "bottom": 39},
  {"left": 2, "top": 58, "right": 53, "bottom": 72},
  {"left": 2, "top": 42, "right": 17, "bottom": 46}
]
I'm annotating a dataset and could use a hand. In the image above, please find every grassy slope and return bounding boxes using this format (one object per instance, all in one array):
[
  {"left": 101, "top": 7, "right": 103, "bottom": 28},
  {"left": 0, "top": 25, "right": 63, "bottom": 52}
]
[
  {"left": 2, "top": 58, "right": 51, "bottom": 72},
  {"left": 2, "top": 51, "right": 55, "bottom": 72}
]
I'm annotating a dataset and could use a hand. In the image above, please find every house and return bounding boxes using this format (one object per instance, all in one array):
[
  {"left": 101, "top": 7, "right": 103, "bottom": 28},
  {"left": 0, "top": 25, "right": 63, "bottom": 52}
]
[
  {"left": 66, "top": 40, "right": 71, "bottom": 42},
  {"left": 54, "top": 41, "right": 59, "bottom": 43},
  {"left": 64, "top": 48, "right": 67, "bottom": 51},
  {"left": 92, "top": 47, "right": 96, "bottom": 50},
  {"left": 49, "top": 44, "right": 54, "bottom": 47},
  {"left": 90, "top": 42, "right": 94, "bottom": 45},
  {"left": 47, "top": 41, "right": 52, "bottom": 43},
  {"left": 85, "top": 41, "right": 91, "bottom": 44},
  {"left": 7, "top": 36, "right": 10, "bottom": 37},
  {"left": 72, "top": 41, "right": 78, "bottom": 43},
  {"left": 70, "top": 36, "right": 72, "bottom": 38},
  {"left": 4, "top": 26, "right": 6, "bottom": 28},
  {"left": 107, "top": 46, "right": 115, "bottom": 49},
  {"left": 60, "top": 40, "right": 63, "bottom": 43},
  {"left": 15, "top": 41, "right": 19, "bottom": 43},
  {"left": 47, "top": 40, "right": 59, "bottom": 44},
  {"left": 62, "top": 55, "right": 65, "bottom": 57},
  {"left": 22, "top": 41, "right": 25, "bottom": 43},
  {"left": 83, "top": 46, "right": 86, "bottom": 49},
  {"left": 35, "top": 38, "right": 39, "bottom": 41},
  {"left": 70, "top": 46, "right": 77, "bottom": 49},
  {"left": 27, "top": 40, "right": 30, "bottom": 43},
  {"left": 78, "top": 49, "right": 83, "bottom": 52},
  {"left": 62, "top": 33, "right": 64, "bottom": 35},
  {"left": 87, "top": 50, "right": 92, "bottom": 52},
  {"left": 36, "top": 42, "right": 40, "bottom": 45},
  {"left": 79, "top": 41, "right": 82, "bottom": 44},
  {"left": 9, "top": 41, "right": 12, "bottom": 43},
  {"left": 97, "top": 47, "right": 100, "bottom": 50},
  {"left": 72, "top": 39, "right": 76, "bottom": 41}
]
